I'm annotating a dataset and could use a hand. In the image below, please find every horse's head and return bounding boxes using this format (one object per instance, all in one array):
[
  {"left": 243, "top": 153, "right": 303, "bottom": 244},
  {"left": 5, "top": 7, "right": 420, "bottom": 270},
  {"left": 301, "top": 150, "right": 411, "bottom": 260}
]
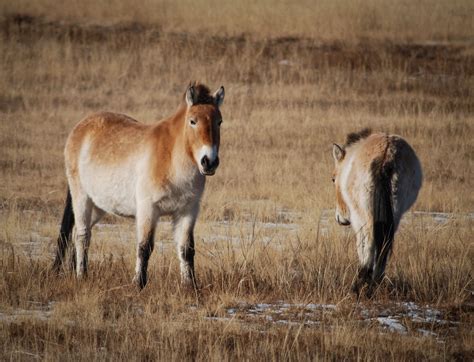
[
  {"left": 332, "top": 144, "right": 351, "bottom": 226},
  {"left": 184, "top": 83, "right": 225, "bottom": 176}
]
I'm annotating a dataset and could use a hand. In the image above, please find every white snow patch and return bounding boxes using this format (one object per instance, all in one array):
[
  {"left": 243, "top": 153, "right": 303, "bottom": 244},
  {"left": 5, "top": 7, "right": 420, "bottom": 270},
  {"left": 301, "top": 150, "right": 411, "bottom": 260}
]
[
  {"left": 204, "top": 316, "right": 234, "bottom": 322},
  {"left": 418, "top": 329, "right": 438, "bottom": 337},
  {"left": 376, "top": 317, "right": 407, "bottom": 334},
  {"left": 0, "top": 308, "right": 52, "bottom": 323}
]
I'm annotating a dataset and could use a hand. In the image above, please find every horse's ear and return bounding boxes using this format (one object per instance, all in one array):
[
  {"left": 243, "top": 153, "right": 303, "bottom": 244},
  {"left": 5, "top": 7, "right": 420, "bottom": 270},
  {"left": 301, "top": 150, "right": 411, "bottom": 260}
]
[
  {"left": 185, "top": 85, "right": 195, "bottom": 107},
  {"left": 332, "top": 144, "right": 345, "bottom": 162},
  {"left": 213, "top": 86, "right": 225, "bottom": 107}
]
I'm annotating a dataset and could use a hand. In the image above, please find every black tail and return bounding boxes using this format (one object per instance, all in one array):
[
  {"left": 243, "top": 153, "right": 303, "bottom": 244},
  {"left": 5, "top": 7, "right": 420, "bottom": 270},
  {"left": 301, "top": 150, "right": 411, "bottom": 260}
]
[
  {"left": 371, "top": 160, "right": 395, "bottom": 283},
  {"left": 52, "top": 188, "right": 75, "bottom": 272}
]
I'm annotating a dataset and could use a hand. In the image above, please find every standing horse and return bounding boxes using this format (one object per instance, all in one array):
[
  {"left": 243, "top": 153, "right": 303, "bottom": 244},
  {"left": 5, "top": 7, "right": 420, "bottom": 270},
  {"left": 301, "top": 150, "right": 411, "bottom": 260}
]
[
  {"left": 53, "top": 83, "right": 225, "bottom": 289},
  {"left": 331, "top": 129, "right": 422, "bottom": 295}
]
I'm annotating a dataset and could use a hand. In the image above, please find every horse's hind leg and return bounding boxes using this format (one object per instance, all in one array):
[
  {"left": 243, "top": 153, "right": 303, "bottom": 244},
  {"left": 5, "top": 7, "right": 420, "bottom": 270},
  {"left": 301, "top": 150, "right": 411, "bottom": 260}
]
[
  {"left": 69, "top": 184, "right": 93, "bottom": 278},
  {"left": 352, "top": 222, "right": 376, "bottom": 295},
  {"left": 68, "top": 206, "right": 104, "bottom": 272}
]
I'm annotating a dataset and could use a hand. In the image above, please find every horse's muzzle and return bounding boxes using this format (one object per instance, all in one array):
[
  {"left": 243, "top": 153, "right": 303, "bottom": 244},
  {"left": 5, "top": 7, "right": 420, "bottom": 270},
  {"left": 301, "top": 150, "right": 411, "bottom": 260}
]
[
  {"left": 336, "top": 214, "right": 351, "bottom": 226},
  {"left": 200, "top": 155, "right": 219, "bottom": 176}
]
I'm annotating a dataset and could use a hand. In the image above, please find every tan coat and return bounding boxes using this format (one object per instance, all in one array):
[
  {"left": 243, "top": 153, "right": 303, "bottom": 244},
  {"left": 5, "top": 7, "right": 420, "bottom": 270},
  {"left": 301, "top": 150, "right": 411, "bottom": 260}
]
[{"left": 54, "top": 83, "right": 225, "bottom": 290}]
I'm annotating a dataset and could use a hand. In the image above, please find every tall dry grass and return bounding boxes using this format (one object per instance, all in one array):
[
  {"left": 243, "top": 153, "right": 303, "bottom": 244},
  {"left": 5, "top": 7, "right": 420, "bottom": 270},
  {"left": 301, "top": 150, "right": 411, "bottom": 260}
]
[
  {"left": 0, "top": 1, "right": 473, "bottom": 360},
  {"left": 0, "top": 207, "right": 472, "bottom": 360}
]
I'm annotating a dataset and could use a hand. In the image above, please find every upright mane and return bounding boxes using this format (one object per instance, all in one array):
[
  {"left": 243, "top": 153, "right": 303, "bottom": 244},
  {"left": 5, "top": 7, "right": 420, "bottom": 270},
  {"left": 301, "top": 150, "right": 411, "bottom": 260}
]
[
  {"left": 183, "top": 82, "right": 214, "bottom": 105},
  {"left": 344, "top": 128, "right": 372, "bottom": 148}
]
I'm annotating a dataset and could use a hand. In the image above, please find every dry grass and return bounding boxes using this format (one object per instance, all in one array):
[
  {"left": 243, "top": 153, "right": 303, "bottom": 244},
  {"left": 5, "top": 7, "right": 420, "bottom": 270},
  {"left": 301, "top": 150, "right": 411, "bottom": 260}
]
[
  {"left": 2, "top": 0, "right": 474, "bottom": 42},
  {"left": 0, "top": 1, "right": 473, "bottom": 360},
  {"left": 1, "top": 208, "right": 472, "bottom": 360}
]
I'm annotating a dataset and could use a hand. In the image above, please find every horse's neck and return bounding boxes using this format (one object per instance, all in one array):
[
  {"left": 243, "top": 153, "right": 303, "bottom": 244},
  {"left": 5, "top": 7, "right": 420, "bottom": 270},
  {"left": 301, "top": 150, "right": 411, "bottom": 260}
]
[{"left": 159, "top": 106, "right": 200, "bottom": 182}]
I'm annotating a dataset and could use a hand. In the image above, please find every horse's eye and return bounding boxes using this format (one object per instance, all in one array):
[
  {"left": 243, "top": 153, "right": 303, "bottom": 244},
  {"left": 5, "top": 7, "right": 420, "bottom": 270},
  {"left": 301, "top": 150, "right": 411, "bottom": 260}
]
[
  {"left": 332, "top": 177, "right": 335, "bottom": 183},
  {"left": 190, "top": 119, "right": 196, "bottom": 126}
]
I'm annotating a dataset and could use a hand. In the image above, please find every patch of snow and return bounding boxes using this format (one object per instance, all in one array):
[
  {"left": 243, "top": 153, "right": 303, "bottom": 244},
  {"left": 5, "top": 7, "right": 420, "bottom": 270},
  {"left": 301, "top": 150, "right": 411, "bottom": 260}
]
[
  {"left": 418, "top": 329, "right": 438, "bottom": 337},
  {"left": 376, "top": 317, "right": 407, "bottom": 334},
  {"left": 304, "top": 303, "right": 337, "bottom": 310},
  {"left": 397, "top": 302, "right": 448, "bottom": 325},
  {"left": 204, "top": 316, "right": 233, "bottom": 322},
  {"left": 0, "top": 309, "right": 52, "bottom": 323},
  {"left": 278, "top": 60, "right": 295, "bottom": 67}
]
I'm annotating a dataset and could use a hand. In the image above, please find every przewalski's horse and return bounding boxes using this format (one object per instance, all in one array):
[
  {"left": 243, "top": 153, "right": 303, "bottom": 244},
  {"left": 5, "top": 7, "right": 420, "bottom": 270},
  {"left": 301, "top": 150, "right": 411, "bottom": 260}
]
[
  {"left": 52, "top": 83, "right": 225, "bottom": 289},
  {"left": 331, "top": 129, "right": 422, "bottom": 295}
]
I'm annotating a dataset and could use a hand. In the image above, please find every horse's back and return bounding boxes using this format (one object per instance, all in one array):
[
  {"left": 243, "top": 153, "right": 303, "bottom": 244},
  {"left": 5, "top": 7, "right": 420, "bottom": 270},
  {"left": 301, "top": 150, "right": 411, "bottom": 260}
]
[{"left": 66, "top": 111, "right": 145, "bottom": 155}]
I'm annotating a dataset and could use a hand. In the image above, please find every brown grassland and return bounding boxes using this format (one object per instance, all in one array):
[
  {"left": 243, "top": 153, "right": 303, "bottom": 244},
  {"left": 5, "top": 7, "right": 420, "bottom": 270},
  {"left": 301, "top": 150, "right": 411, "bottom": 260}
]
[{"left": 0, "top": 0, "right": 473, "bottom": 360}]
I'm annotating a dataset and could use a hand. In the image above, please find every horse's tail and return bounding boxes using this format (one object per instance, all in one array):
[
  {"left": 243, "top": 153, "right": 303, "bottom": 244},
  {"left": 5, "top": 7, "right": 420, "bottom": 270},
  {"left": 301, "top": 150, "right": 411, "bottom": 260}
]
[
  {"left": 371, "top": 157, "right": 395, "bottom": 283},
  {"left": 52, "top": 188, "right": 75, "bottom": 272}
]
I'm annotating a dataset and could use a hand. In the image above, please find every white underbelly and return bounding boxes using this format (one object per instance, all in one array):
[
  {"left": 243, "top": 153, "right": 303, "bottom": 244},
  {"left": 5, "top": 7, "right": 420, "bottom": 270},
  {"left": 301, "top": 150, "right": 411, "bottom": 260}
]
[{"left": 79, "top": 162, "right": 137, "bottom": 217}]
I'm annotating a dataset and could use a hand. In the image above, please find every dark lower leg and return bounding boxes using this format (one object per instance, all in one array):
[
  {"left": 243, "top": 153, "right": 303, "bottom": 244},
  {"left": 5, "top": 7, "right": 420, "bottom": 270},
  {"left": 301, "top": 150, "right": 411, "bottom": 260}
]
[
  {"left": 180, "top": 243, "right": 196, "bottom": 285},
  {"left": 138, "top": 244, "right": 152, "bottom": 288},
  {"left": 352, "top": 266, "right": 373, "bottom": 295},
  {"left": 52, "top": 230, "right": 72, "bottom": 272},
  {"left": 135, "top": 231, "right": 154, "bottom": 289},
  {"left": 179, "top": 231, "right": 197, "bottom": 288},
  {"left": 69, "top": 246, "right": 76, "bottom": 272}
]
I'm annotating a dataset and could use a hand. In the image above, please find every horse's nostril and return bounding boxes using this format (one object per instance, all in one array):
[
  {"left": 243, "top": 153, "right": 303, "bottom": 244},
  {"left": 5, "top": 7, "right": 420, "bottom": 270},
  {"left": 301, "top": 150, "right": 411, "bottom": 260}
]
[{"left": 201, "top": 156, "right": 209, "bottom": 168}]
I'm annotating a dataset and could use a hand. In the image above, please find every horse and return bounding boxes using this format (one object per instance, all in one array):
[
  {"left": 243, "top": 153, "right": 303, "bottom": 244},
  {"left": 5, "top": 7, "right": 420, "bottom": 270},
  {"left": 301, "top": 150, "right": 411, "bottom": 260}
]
[
  {"left": 331, "top": 128, "right": 422, "bottom": 295},
  {"left": 52, "top": 82, "right": 225, "bottom": 289}
]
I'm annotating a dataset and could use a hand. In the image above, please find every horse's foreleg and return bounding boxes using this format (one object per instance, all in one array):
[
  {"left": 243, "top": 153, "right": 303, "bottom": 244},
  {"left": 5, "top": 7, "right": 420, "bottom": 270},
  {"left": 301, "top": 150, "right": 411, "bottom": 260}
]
[
  {"left": 174, "top": 211, "right": 197, "bottom": 288},
  {"left": 133, "top": 206, "right": 156, "bottom": 289}
]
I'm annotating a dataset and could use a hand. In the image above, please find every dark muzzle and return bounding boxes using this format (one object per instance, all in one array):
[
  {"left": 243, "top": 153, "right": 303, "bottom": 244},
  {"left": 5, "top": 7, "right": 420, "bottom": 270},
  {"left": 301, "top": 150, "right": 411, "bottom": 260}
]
[
  {"left": 336, "top": 214, "right": 351, "bottom": 226},
  {"left": 201, "top": 155, "right": 219, "bottom": 175}
]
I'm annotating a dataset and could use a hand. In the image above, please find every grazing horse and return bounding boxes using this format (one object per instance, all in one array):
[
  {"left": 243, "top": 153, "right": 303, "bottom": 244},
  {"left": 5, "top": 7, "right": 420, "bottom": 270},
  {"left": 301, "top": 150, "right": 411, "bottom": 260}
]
[
  {"left": 53, "top": 83, "right": 225, "bottom": 289},
  {"left": 331, "top": 129, "right": 422, "bottom": 295}
]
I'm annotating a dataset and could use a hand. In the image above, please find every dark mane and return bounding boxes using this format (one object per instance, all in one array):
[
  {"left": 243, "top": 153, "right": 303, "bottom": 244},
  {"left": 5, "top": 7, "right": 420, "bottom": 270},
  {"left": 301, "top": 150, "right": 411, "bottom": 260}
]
[
  {"left": 344, "top": 128, "right": 372, "bottom": 148},
  {"left": 185, "top": 81, "right": 214, "bottom": 105}
]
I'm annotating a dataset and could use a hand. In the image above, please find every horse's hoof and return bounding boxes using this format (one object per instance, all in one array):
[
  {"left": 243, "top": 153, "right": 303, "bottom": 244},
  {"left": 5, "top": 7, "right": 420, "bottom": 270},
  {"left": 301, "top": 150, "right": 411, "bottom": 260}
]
[
  {"left": 351, "top": 280, "right": 362, "bottom": 296},
  {"left": 132, "top": 275, "right": 147, "bottom": 290},
  {"left": 351, "top": 285, "right": 359, "bottom": 297},
  {"left": 76, "top": 271, "right": 88, "bottom": 281},
  {"left": 364, "top": 285, "right": 375, "bottom": 299},
  {"left": 51, "top": 263, "right": 61, "bottom": 274},
  {"left": 180, "top": 279, "right": 200, "bottom": 295}
]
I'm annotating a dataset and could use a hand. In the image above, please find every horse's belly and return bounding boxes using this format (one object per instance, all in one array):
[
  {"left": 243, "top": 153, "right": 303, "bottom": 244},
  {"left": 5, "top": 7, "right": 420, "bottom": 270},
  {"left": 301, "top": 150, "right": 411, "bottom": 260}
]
[{"left": 80, "top": 164, "right": 137, "bottom": 217}]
